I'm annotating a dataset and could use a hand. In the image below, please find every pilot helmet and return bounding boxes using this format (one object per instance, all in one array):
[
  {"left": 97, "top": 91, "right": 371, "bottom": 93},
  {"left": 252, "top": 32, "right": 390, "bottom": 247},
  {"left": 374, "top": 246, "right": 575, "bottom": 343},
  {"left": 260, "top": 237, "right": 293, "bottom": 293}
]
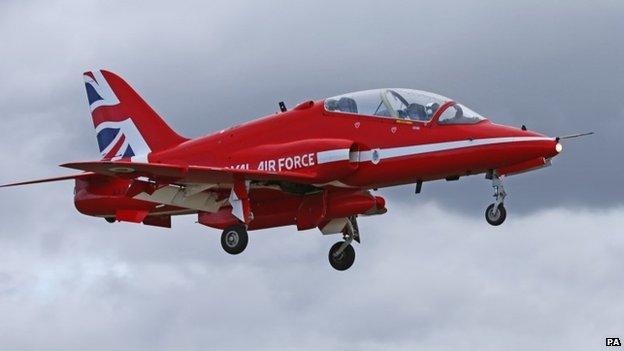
[{"left": 425, "top": 102, "right": 440, "bottom": 117}]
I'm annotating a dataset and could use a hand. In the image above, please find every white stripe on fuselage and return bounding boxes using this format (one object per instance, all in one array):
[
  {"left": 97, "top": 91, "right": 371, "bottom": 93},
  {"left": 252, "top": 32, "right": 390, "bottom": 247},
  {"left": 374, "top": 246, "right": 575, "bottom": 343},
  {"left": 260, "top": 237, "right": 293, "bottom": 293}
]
[
  {"left": 316, "top": 136, "right": 553, "bottom": 165},
  {"left": 316, "top": 149, "right": 351, "bottom": 164},
  {"left": 311, "top": 136, "right": 553, "bottom": 188}
]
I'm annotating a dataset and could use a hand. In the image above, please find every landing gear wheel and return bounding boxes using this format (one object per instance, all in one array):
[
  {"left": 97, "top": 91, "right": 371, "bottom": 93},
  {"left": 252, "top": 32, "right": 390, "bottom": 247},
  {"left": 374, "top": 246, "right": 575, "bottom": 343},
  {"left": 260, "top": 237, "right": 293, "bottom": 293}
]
[
  {"left": 221, "top": 224, "right": 248, "bottom": 255},
  {"left": 105, "top": 217, "right": 116, "bottom": 223},
  {"left": 328, "top": 241, "right": 356, "bottom": 271},
  {"left": 485, "top": 203, "right": 507, "bottom": 226}
]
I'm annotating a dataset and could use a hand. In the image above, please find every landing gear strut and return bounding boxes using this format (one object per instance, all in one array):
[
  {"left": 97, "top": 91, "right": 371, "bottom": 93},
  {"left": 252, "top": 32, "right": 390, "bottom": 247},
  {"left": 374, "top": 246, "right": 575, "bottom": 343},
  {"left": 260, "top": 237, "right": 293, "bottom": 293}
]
[
  {"left": 328, "top": 215, "right": 358, "bottom": 271},
  {"left": 221, "top": 224, "right": 248, "bottom": 255},
  {"left": 485, "top": 174, "right": 507, "bottom": 226}
]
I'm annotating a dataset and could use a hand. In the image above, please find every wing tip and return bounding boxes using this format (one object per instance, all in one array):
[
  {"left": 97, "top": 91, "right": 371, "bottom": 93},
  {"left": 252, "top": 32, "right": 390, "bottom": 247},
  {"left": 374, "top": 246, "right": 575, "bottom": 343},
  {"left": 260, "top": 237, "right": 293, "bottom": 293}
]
[{"left": 0, "top": 172, "right": 94, "bottom": 188}]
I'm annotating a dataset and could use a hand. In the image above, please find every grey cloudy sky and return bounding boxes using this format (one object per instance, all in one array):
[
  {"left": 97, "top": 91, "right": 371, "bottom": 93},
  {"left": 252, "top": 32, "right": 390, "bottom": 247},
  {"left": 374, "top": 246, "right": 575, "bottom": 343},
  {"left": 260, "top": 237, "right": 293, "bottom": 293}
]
[{"left": 0, "top": 0, "right": 623, "bottom": 350}]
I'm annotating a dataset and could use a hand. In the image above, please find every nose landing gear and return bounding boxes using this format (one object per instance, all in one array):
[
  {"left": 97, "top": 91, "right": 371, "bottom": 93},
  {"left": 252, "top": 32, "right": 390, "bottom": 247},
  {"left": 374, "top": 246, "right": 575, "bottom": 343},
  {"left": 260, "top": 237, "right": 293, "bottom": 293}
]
[
  {"left": 328, "top": 215, "right": 359, "bottom": 271},
  {"left": 485, "top": 173, "right": 507, "bottom": 226}
]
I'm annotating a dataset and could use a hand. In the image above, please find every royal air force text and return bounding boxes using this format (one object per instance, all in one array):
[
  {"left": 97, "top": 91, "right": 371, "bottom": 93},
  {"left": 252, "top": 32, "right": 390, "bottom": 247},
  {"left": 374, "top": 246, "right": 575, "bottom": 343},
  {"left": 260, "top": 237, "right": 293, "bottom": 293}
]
[{"left": 229, "top": 153, "right": 316, "bottom": 172}]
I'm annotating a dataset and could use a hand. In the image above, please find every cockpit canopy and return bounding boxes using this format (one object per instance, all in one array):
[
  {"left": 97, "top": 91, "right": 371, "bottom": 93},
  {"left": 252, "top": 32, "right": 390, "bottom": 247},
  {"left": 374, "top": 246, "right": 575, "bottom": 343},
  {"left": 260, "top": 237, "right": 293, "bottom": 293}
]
[{"left": 324, "top": 88, "right": 485, "bottom": 124}]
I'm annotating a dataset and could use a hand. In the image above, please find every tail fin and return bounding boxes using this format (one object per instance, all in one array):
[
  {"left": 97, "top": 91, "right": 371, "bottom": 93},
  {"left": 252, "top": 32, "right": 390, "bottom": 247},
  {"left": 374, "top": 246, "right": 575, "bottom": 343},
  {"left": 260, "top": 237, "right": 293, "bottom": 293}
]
[{"left": 83, "top": 70, "right": 187, "bottom": 161}]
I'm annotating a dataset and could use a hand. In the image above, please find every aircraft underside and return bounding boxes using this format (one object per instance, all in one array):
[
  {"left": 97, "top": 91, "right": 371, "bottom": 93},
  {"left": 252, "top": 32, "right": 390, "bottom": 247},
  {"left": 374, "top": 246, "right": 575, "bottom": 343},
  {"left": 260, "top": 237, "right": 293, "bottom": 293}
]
[{"left": 71, "top": 166, "right": 520, "bottom": 271}]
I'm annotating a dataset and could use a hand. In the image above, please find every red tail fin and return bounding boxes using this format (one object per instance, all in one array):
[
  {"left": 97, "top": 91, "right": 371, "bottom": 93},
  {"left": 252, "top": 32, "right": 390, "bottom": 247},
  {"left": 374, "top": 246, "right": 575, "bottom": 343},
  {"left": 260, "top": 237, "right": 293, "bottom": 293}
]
[{"left": 83, "top": 70, "right": 187, "bottom": 160}]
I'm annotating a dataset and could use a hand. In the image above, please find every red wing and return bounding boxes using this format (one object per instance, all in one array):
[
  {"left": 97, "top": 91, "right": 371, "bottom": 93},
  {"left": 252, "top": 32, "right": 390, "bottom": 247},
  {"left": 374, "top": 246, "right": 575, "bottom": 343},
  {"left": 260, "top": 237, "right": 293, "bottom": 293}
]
[
  {"left": 60, "top": 161, "right": 317, "bottom": 185},
  {"left": 0, "top": 172, "right": 95, "bottom": 188}
]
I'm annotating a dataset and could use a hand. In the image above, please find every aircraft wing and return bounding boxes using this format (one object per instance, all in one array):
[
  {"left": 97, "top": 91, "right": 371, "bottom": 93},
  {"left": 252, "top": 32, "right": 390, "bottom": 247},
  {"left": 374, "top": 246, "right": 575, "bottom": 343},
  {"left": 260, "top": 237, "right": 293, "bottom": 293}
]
[
  {"left": 0, "top": 172, "right": 95, "bottom": 188},
  {"left": 60, "top": 161, "right": 318, "bottom": 185}
]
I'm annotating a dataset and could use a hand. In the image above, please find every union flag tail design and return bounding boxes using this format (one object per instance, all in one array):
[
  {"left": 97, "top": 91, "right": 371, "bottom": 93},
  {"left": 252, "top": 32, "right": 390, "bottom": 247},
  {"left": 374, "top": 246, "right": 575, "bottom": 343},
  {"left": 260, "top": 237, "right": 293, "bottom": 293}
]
[{"left": 83, "top": 70, "right": 187, "bottom": 160}]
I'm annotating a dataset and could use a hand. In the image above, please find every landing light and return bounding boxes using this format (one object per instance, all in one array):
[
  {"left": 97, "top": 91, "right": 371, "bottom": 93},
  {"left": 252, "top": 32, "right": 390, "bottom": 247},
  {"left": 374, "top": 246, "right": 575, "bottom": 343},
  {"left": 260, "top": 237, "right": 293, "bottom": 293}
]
[{"left": 555, "top": 143, "right": 563, "bottom": 153}]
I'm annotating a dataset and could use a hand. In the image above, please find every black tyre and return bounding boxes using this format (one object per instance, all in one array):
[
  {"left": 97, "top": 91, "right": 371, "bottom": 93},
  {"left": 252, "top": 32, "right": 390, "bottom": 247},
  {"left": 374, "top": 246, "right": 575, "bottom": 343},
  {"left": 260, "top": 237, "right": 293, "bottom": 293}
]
[
  {"left": 221, "top": 224, "right": 248, "bottom": 255},
  {"left": 105, "top": 217, "right": 116, "bottom": 223},
  {"left": 485, "top": 203, "right": 507, "bottom": 226},
  {"left": 328, "top": 241, "right": 356, "bottom": 271}
]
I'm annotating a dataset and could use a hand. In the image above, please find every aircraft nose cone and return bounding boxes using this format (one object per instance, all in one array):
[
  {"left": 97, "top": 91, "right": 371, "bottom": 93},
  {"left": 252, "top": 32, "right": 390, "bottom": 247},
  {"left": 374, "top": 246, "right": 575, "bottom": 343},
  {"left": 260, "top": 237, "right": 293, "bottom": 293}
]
[
  {"left": 545, "top": 138, "right": 562, "bottom": 159},
  {"left": 532, "top": 138, "right": 561, "bottom": 160},
  {"left": 521, "top": 130, "right": 561, "bottom": 159}
]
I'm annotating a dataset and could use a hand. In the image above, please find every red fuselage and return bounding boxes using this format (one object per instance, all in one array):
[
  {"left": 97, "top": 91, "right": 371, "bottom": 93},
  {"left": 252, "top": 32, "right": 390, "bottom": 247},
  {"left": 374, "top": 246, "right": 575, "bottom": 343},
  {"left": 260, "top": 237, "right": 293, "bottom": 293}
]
[{"left": 74, "top": 99, "right": 559, "bottom": 230}]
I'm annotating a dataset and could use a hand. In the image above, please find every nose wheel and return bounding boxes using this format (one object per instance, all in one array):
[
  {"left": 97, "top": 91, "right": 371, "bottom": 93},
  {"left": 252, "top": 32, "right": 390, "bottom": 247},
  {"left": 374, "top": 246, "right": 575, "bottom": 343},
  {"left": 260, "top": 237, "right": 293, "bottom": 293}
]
[
  {"left": 485, "top": 173, "right": 507, "bottom": 226},
  {"left": 485, "top": 203, "right": 506, "bottom": 225},
  {"left": 328, "top": 215, "right": 359, "bottom": 271}
]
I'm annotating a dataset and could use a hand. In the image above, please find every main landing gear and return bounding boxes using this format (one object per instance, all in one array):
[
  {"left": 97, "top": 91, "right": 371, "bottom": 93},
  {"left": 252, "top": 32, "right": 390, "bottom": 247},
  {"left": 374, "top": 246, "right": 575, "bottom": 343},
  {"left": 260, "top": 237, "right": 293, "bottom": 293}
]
[
  {"left": 485, "top": 173, "right": 507, "bottom": 226},
  {"left": 221, "top": 224, "right": 248, "bottom": 255},
  {"left": 219, "top": 217, "right": 360, "bottom": 270},
  {"left": 328, "top": 215, "right": 359, "bottom": 271}
]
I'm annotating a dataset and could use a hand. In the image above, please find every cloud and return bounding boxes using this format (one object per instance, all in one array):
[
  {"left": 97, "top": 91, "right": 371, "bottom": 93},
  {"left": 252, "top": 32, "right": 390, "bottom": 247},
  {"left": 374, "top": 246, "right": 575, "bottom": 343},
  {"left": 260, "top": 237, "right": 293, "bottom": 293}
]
[{"left": 0, "top": 203, "right": 622, "bottom": 350}]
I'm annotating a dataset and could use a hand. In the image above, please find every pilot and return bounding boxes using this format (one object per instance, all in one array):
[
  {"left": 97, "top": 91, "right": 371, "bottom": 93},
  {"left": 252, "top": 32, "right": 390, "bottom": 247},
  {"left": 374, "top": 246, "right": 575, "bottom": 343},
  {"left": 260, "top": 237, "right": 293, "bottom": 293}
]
[
  {"left": 425, "top": 102, "right": 440, "bottom": 120},
  {"left": 337, "top": 97, "right": 358, "bottom": 114},
  {"left": 405, "top": 103, "right": 427, "bottom": 120},
  {"left": 453, "top": 104, "right": 464, "bottom": 119},
  {"left": 325, "top": 99, "right": 338, "bottom": 111}
]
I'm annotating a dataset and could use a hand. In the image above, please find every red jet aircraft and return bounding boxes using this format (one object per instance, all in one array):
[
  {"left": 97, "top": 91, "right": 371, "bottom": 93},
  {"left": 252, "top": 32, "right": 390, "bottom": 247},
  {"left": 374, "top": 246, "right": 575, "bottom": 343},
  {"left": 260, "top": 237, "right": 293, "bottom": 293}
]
[{"left": 1, "top": 70, "right": 590, "bottom": 270}]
